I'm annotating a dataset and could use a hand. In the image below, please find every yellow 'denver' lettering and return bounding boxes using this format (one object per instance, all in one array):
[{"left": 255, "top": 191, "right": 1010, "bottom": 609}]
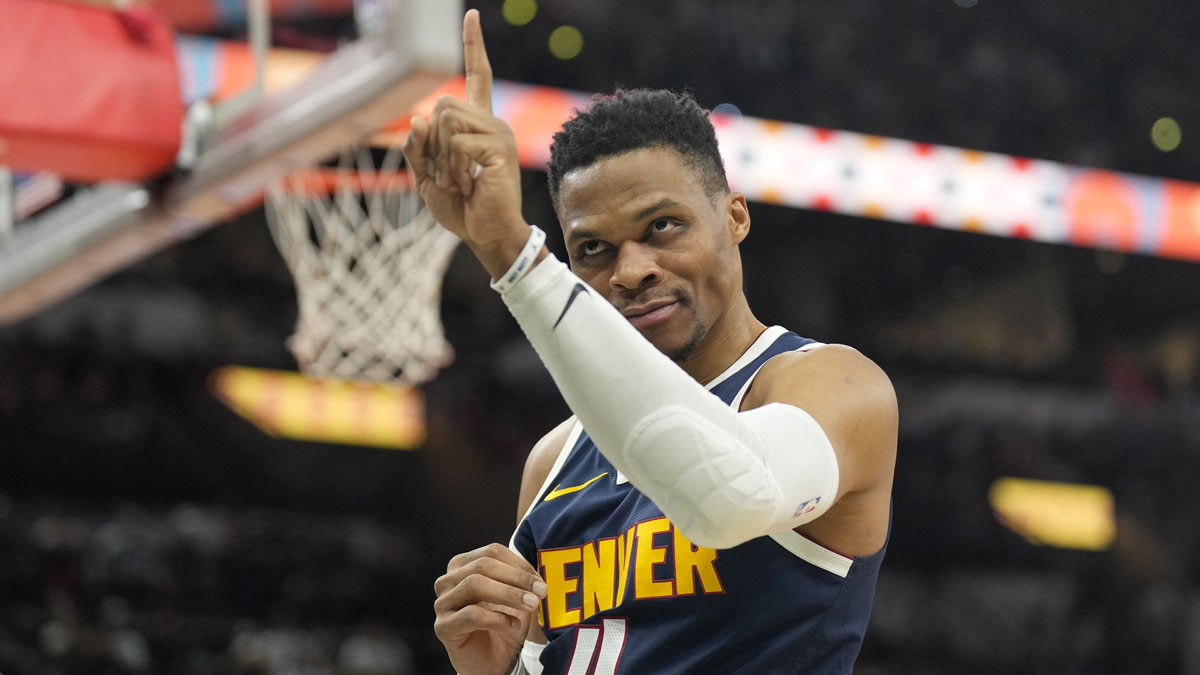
[
  {"left": 634, "top": 518, "right": 674, "bottom": 599},
  {"left": 536, "top": 517, "right": 726, "bottom": 627},
  {"left": 673, "top": 526, "right": 724, "bottom": 595},
  {"left": 540, "top": 547, "right": 582, "bottom": 629},
  {"left": 580, "top": 537, "right": 618, "bottom": 620},
  {"left": 615, "top": 523, "right": 637, "bottom": 605}
]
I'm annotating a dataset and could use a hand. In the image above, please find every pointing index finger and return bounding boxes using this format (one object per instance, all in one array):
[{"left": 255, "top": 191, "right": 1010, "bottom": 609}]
[{"left": 462, "top": 9, "right": 493, "bottom": 111}]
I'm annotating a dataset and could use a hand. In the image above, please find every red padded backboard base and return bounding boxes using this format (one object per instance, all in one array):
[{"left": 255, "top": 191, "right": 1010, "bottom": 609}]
[{"left": 0, "top": 0, "right": 183, "bottom": 182}]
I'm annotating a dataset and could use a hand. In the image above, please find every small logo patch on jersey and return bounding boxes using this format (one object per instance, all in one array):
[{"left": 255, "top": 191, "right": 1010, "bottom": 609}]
[
  {"left": 544, "top": 472, "right": 609, "bottom": 501},
  {"left": 553, "top": 283, "right": 589, "bottom": 329},
  {"left": 794, "top": 496, "right": 821, "bottom": 518}
]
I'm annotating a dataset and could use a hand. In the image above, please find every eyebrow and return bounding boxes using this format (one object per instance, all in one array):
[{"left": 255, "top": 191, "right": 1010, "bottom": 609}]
[
  {"left": 634, "top": 198, "right": 685, "bottom": 220},
  {"left": 566, "top": 198, "right": 687, "bottom": 245},
  {"left": 565, "top": 227, "right": 600, "bottom": 246}
]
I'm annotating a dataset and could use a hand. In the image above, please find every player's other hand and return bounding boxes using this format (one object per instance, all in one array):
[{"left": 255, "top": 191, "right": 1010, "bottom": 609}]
[
  {"left": 403, "top": 9, "right": 528, "bottom": 265},
  {"left": 433, "top": 543, "right": 546, "bottom": 675}
]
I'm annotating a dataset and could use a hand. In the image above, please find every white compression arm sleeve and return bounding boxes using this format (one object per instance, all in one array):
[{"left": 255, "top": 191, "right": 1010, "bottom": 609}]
[{"left": 501, "top": 255, "right": 839, "bottom": 549}]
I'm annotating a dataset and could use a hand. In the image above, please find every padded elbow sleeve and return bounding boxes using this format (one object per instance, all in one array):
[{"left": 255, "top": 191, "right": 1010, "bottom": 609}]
[
  {"left": 502, "top": 256, "right": 839, "bottom": 550},
  {"left": 624, "top": 402, "right": 839, "bottom": 549}
]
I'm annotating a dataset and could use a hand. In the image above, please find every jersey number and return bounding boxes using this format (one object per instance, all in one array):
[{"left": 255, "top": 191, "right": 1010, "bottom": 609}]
[{"left": 566, "top": 618, "right": 627, "bottom": 675}]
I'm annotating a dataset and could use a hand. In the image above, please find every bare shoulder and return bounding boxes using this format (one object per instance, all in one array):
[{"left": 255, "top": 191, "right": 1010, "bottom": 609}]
[
  {"left": 749, "top": 344, "right": 896, "bottom": 420},
  {"left": 760, "top": 342, "right": 891, "bottom": 383},
  {"left": 515, "top": 415, "right": 578, "bottom": 524}
]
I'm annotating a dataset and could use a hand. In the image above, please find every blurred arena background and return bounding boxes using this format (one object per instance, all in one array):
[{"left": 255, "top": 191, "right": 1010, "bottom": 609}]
[{"left": 1, "top": 0, "right": 1199, "bottom": 673}]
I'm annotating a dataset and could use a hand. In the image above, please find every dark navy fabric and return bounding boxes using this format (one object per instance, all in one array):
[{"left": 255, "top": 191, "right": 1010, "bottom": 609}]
[{"left": 512, "top": 330, "right": 887, "bottom": 674}]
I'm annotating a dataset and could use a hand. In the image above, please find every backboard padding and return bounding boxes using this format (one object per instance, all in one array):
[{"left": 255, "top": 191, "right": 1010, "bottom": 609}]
[{"left": 0, "top": 0, "right": 461, "bottom": 324}]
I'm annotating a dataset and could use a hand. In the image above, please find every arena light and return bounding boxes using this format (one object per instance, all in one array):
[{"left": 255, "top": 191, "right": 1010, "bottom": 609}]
[
  {"left": 548, "top": 25, "right": 583, "bottom": 60},
  {"left": 208, "top": 366, "right": 425, "bottom": 450},
  {"left": 502, "top": 0, "right": 537, "bottom": 26},
  {"left": 1151, "top": 117, "right": 1182, "bottom": 152},
  {"left": 988, "top": 477, "right": 1116, "bottom": 551}
]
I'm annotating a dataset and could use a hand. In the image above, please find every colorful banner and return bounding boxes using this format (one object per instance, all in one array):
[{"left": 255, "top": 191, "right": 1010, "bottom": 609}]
[{"left": 177, "top": 39, "right": 1200, "bottom": 263}]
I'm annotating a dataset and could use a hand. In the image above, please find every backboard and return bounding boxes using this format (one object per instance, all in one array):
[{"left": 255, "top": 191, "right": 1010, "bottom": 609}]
[{"left": 0, "top": 0, "right": 461, "bottom": 324}]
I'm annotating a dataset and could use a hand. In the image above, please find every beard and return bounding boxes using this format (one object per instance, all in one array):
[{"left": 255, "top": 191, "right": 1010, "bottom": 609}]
[
  {"left": 666, "top": 318, "right": 708, "bottom": 363},
  {"left": 658, "top": 288, "right": 707, "bottom": 363}
]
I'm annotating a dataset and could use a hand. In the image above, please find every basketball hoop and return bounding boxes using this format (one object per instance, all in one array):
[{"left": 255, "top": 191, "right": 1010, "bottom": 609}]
[{"left": 265, "top": 143, "right": 460, "bottom": 385}]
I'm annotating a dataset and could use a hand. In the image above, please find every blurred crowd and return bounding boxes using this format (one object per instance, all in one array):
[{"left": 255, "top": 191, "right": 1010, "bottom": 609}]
[
  {"left": 0, "top": 496, "right": 421, "bottom": 675},
  {"left": 870, "top": 374, "right": 1200, "bottom": 674}
]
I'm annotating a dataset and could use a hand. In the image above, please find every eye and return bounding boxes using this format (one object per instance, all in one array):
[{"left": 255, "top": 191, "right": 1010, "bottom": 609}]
[
  {"left": 579, "top": 240, "right": 612, "bottom": 257},
  {"left": 649, "top": 218, "right": 678, "bottom": 235}
]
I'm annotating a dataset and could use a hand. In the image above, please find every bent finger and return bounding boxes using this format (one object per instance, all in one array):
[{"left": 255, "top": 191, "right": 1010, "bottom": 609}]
[
  {"left": 435, "top": 569, "right": 543, "bottom": 615},
  {"left": 428, "top": 101, "right": 491, "bottom": 189},
  {"left": 425, "top": 107, "right": 445, "bottom": 186},
  {"left": 402, "top": 116, "right": 432, "bottom": 183},
  {"left": 448, "top": 542, "right": 539, "bottom": 576},
  {"left": 437, "top": 560, "right": 544, "bottom": 604},
  {"left": 434, "top": 604, "right": 520, "bottom": 643},
  {"left": 446, "top": 133, "right": 487, "bottom": 197}
]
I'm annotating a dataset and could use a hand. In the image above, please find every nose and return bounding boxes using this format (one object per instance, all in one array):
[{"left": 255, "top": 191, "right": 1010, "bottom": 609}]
[{"left": 609, "top": 241, "right": 662, "bottom": 294}]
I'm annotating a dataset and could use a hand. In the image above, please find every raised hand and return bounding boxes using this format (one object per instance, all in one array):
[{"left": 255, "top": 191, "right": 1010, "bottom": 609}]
[
  {"left": 433, "top": 543, "right": 547, "bottom": 675},
  {"left": 404, "top": 9, "right": 530, "bottom": 279}
]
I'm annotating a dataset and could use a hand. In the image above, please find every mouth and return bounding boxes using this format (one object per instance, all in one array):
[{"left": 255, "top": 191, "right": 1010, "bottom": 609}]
[{"left": 621, "top": 298, "right": 679, "bottom": 329}]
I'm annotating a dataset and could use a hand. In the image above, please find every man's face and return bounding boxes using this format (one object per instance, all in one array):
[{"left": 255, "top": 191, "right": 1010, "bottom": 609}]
[{"left": 556, "top": 146, "right": 746, "bottom": 362}]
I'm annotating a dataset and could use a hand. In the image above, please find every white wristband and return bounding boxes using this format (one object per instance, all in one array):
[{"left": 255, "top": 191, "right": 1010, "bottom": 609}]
[{"left": 490, "top": 225, "right": 547, "bottom": 294}]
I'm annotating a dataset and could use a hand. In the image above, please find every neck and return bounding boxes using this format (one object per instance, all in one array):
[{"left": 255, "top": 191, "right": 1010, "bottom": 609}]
[{"left": 679, "top": 296, "right": 766, "bottom": 384}]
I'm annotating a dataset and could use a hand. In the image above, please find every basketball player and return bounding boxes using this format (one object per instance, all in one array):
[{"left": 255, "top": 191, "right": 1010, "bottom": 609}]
[{"left": 408, "top": 10, "right": 897, "bottom": 674}]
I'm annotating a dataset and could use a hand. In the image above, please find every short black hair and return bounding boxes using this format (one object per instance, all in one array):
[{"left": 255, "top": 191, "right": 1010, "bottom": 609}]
[{"left": 547, "top": 88, "right": 729, "bottom": 208}]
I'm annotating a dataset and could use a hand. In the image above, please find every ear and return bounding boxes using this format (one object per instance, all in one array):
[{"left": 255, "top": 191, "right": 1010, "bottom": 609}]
[{"left": 727, "top": 192, "right": 751, "bottom": 244}]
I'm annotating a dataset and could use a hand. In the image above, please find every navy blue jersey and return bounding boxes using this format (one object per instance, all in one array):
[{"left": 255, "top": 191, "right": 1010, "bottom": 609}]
[{"left": 511, "top": 326, "right": 888, "bottom": 675}]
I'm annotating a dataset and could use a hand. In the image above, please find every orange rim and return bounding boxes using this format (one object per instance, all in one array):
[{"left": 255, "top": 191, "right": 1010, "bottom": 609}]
[{"left": 284, "top": 168, "right": 415, "bottom": 195}]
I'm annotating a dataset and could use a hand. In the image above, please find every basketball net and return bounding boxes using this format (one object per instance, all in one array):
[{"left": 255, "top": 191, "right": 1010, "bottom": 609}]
[{"left": 265, "top": 143, "right": 459, "bottom": 385}]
